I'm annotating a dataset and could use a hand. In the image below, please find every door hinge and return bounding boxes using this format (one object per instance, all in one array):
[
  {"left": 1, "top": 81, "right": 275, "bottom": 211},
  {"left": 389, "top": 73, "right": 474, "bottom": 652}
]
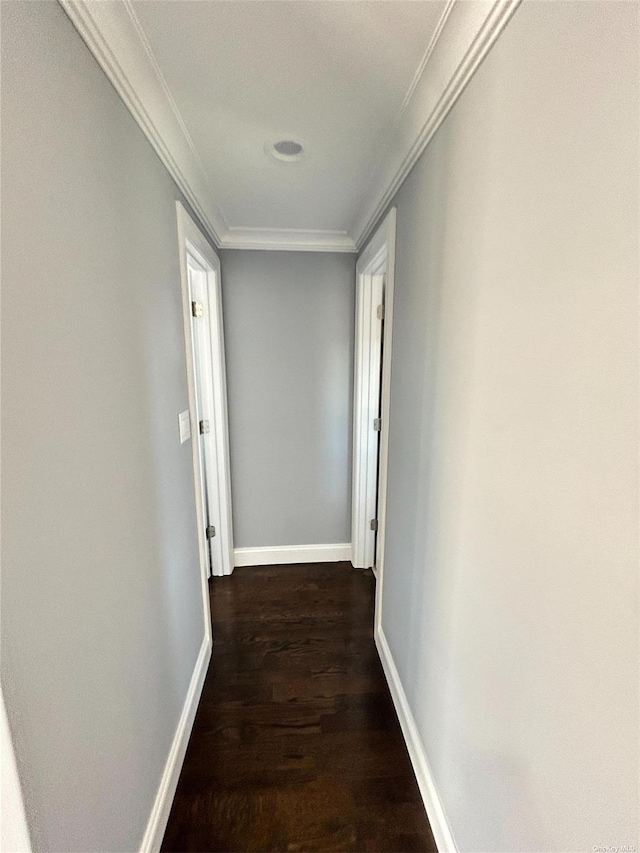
[
  {"left": 373, "top": 417, "right": 381, "bottom": 432},
  {"left": 206, "top": 525, "right": 216, "bottom": 539},
  {"left": 199, "top": 419, "right": 210, "bottom": 435},
  {"left": 370, "top": 519, "right": 379, "bottom": 532},
  {"left": 377, "top": 304, "right": 385, "bottom": 320},
  {"left": 191, "top": 300, "right": 203, "bottom": 318}
]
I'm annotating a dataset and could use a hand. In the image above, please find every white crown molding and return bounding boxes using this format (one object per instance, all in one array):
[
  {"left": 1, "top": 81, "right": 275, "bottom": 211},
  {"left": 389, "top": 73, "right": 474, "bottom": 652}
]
[
  {"left": 221, "top": 228, "right": 357, "bottom": 253},
  {"left": 352, "top": 0, "right": 522, "bottom": 250},
  {"left": 58, "top": 0, "right": 228, "bottom": 247},
  {"left": 59, "top": 0, "right": 520, "bottom": 255}
]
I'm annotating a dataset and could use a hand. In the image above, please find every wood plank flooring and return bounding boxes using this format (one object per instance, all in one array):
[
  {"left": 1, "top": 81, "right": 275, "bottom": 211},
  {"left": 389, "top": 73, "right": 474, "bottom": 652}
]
[{"left": 161, "top": 562, "right": 436, "bottom": 853}]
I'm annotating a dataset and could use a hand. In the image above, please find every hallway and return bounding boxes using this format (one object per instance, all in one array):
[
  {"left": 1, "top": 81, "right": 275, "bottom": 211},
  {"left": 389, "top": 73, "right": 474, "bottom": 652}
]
[
  {"left": 2, "top": 2, "right": 638, "bottom": 850},
  {"left": 161, "top": 564, "right": 436, "bottom": 853}
]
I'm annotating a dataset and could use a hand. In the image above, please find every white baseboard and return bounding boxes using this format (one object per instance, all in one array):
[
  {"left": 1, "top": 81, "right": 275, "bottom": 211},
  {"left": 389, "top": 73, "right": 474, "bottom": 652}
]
[
  {"left": 234, "top": 543, "right": 351, "bottom": 567},
  {"left": 375, "top": 627, "right": 458, "bottom": 853},
  {"left": 140, "top": 635, "right": 211, "bottom": 853}
]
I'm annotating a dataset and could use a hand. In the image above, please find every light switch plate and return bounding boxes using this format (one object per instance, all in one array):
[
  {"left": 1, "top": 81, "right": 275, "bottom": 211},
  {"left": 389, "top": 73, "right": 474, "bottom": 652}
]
[{"left": 178, "top": 410, "right": 191, "bottom": 444}]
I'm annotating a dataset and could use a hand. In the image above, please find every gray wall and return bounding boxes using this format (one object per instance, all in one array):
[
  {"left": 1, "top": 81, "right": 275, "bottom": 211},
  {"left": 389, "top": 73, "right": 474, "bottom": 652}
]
[
  {"left": 1, "top": 3, "right": 208, "bottom": 850},
  {"left": 377, "top": 2, "right": 639, "bottom": 851},
  {"left": 220, "top": 250, "right": 355, "bottom": 548}
]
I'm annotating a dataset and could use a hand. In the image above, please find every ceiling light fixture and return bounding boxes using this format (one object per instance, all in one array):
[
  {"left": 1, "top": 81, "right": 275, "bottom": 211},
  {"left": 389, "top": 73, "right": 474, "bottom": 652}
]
[{"left": 267, "top": 138, "right": 306, "bottom": 163}]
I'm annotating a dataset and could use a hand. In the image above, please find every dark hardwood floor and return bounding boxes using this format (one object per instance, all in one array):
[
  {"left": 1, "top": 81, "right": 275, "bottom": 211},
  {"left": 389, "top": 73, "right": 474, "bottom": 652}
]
[{"left": 161, "top": 562, "right": 436, "bottom": 853}]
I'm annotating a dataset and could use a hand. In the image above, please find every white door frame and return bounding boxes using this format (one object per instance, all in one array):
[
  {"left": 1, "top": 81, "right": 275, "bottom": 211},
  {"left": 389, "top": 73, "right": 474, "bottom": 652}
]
[
  {"left": 186, "top": 253, "right": 220, "bottom": 580},
  {"left": 176, "top": 201, "right": 234, "bottom": 584},
  {"left": 351, "top": 208, "right": 397, "bottom": 592}
]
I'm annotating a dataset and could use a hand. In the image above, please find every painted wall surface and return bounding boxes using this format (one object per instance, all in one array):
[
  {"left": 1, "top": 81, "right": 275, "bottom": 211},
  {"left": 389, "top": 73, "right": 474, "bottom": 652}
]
[
  {"left": 220, "top": 251, "right": 355, "bottom": 548},
  {"left": 1, "top": 3, "right": 208, "bottom": 850},
  {"left": 377, "top": 2, "right": 639, "bottom": 851}
]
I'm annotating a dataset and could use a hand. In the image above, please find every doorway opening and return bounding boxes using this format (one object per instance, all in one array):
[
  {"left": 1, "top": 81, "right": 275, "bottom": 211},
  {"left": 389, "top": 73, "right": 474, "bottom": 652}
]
[{"left": 176, "top": 202, "right": 234, "bottom": 584}]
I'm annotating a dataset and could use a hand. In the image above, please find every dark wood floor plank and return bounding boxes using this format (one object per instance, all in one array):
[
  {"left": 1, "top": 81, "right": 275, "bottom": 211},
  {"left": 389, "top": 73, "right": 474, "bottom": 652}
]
[{"left": 161, "top": 562, "right": 436, "bottom": 853}]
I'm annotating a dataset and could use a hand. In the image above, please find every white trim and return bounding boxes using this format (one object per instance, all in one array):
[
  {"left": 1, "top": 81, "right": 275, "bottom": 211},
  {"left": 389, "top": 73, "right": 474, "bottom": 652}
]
[
  {"left": 371, "top": 209, "right": 396, "bottom": 632},
  {"left": 351, "top": 257, "right": 385, "bottom": 569},
  {"left": 352, "top": 0, "right": 521, "bottom": 249},
  {"left": 59, "top": 0, "right": 519, "bottom": 255},
  {"left": 351, "top": 209, "right": 396, "bottom": 577},
  {"left": 220, "top": 228, "right": 356, "bottom": 254},
  {"left": 139, "top": 635, "right": 210, "bottom": 853},
  {"left": 58, "top": 0, "right": 227, "bottom": 247},
  {"left": 234, "top": 544, "right": 351, "bottom": 567},
  {"left": 1, "top": 691, "right": 32, "bottom": 853},
  {"left": 375, "top": 627, "right": 458, "bottom": 853},
  {"left": 396, "top": 0, "right": 456, "bottom": 127},
  {"left": 177, "top": 202, "right": 235, "bottom": 579}
]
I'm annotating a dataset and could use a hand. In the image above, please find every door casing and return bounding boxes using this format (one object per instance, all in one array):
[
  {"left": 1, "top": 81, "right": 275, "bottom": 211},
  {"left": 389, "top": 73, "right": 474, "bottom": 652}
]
[
  {"left": 351, "top": 209, "right": 397, "bottom": 625},
  {"left": 177, "top": 202, "right": 234, "bottom": 592},
  {"left": 187, "top": 253, "right": 218, "bottom": 578}
]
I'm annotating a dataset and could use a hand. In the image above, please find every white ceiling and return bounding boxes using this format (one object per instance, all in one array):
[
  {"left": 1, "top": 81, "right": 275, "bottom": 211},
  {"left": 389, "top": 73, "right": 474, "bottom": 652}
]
[
  {"left": 61, "top": 0, "right": 519, "bottom": 250},
  {"left": 130, "top": 1, "right": 447, "bottom": 242}
]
